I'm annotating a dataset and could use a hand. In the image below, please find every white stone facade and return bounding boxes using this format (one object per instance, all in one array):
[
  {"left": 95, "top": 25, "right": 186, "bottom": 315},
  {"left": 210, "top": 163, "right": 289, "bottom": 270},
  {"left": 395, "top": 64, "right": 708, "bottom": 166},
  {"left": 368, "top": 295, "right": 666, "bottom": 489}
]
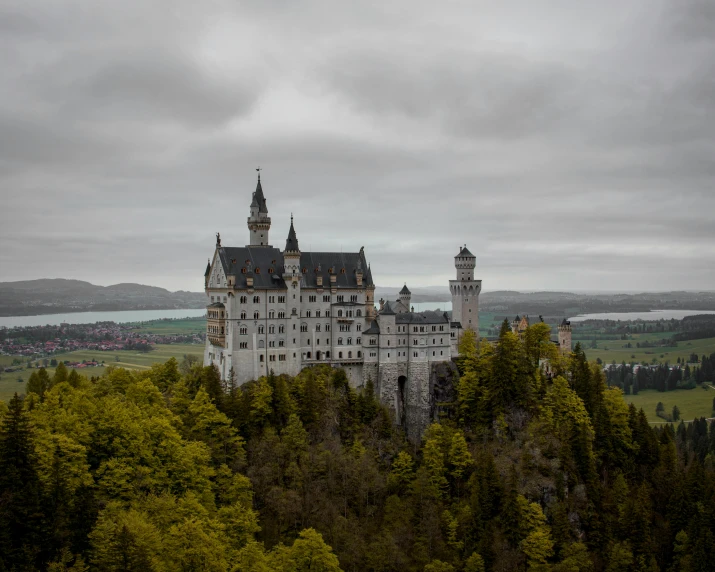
[{"left": 203, "top": 175, "right": 481, "bottom": 437}]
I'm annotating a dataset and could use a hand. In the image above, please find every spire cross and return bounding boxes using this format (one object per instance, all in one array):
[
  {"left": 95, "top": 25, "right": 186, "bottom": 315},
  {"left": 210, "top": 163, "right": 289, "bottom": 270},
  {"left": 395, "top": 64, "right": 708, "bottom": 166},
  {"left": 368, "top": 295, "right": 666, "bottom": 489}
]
[{"left": 256, "top": 167, "right": 261, "bottom": 180}]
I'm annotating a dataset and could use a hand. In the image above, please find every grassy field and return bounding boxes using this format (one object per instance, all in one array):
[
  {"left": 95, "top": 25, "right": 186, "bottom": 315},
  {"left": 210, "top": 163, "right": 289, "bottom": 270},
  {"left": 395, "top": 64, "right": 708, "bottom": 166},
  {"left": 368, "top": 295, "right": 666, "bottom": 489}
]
[
  {"left": 129, "top": 317, "right": 205, "bottom": 336},
  {"left": 624, "top": 387, "right": 715, "bottom": 423},
  {"left": 0, "top": 343, "right": 203, "bottom": 403},
  {"left": 582, "top": 336, "right": 715, "bottom": 365}
]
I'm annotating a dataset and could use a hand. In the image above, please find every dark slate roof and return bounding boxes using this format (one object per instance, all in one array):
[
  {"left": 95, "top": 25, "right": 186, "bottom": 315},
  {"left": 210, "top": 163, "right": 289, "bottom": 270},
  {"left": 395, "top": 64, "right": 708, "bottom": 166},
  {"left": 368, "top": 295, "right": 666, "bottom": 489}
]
[
  {"left": 451, "top": 321, "right": 462, "bottom": 328},
  {"left": 253, "top": 176, "right": 268, "bottom": 214},
  {"left": 399, "top": 284, "right": 411, "bottom": 295},
  {"left": 218, "top": 246, "right": 287, "bottom": 290},
  {"left": 204, "top": 259, "right": 211, "bottom": 277},
  {"left": 395, "top": 310, "right": 449, "bottom": 324},
  {"left": 215, "top": 246, "right": 374, "bottom": 290},
  {"left": 514, "top": 315, "right": 520, "bottom": 321},
  {"left": 364, "top": 264, "right": 374, "bottom": 286},
  {"left": 561, "top": 318, "right": 571, "bottom": 326},
  {"left": 364, "top": 320, "right": 380, "bottom": 335},
  {"left": 457, "top": 245, "right": 475, "bottom": 258},
  {"left": 299, "top": 251, "right": 373, "bottom": 289},
  {"left": 385, "top": 300, "right": 408, "bottom": 313},
  {"left": 285, "top": 217, "right": 299, "bottom": 252},
  {"left": 208, "top": 302, "right": 225, "bottom": 308},
  {"left": 380, "top": 304, "right": 396, "bottom": 316}
]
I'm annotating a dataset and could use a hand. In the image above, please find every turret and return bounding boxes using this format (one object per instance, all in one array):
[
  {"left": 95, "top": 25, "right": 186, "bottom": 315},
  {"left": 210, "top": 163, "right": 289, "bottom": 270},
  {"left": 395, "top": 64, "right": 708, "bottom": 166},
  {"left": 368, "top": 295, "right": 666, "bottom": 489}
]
[
  {"left": 399, "top": 284, "right": 411, "bottom": 312},
  {"left": 204, "top": 259, "right": 211, "bottom": 289},
  {"left": 283, "top": 215, "right": 301, "bottom": 276},
  {"left": 247, "top": 171, "right": 271, "bottom": 246},
  {"left": 558, "top": 319, "right": 572, "bottom": 355},
  {"left": 455, "top": 245, "right": 476, "bottom": 281},
  {"left": 449, "top": 244, "right": 482, "bottom": 339}
]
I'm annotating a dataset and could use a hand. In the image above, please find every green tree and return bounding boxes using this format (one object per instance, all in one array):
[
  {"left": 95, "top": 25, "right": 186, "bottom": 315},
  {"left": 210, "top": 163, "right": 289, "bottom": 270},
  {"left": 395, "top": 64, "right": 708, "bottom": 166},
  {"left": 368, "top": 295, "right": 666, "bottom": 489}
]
[
  {"left": 53, "top": 362, "right": 69, "bottom": 387},
  {"left": 27, "top": 367, "right": 51, "bottom": 398},
  {"left": 672, "top": 405, "right": 680, "bottom": 421}
]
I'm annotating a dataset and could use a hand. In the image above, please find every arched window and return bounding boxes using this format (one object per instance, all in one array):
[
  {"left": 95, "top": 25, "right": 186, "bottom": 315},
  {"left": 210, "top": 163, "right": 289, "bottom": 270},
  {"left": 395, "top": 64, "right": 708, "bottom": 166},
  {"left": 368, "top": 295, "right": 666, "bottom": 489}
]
[
  {"left": 387, "top": 327, "right": 390, "bottom": 333},
  {"left": 356, "top": 309, "right": 362, "bottom": 317},
  {"left": 338, "top": 337, "right": 343, "bottom": 345},
  {"left": 258, "top": 325, "right": 264, "bottom": 334},
  {"left": 240, "top": 296, "right": 247, "bottom": 304},
  {"left": 306, "top": 310, "right": 311, "bottom": 318},
  {"left": 357, "top": 351, "right": 362, "bottom": 358},
  {"left": 253, "top": 311, "right": 260, "bottom": 319},
  {"left": 326, "top": 351, "right": 330, "bottom": 359},
  {"left": 240, "top": 311, "right": 246, "bottom": 320},
  {"left": 258, "top": 340, "right": 265, "bottom": 348},
  {"left": 269, "top": 310, "right": 275, "bottom": 319},
  {"left": 239, "top": 326, "right": 247, "bottom": 335},
  {"left": 347, "top": 337, "right": 352, "bottom": 345},
  {"left": 279, "top": 325, "right": 285, "bottom": 333},
  {"left": 339, "top": 351, "right": 343, "bottom": 358},
  {"left": 253, "top": 296, "right": 260, "bottom": 303},
  {"left": 269, "top": 325, "right": 275, "bottom": 334},
  {"left": 338, "top": 310, "right": 343, "bottom": 317},
  {"left": 316, "top": 324, "right": 321, "bottom": 332},
  {"left": 348, "top": 351, "right": 352, "bottom": 358},
  {"left": 307, "top": 351, "right": 311, "bottom": 359}
]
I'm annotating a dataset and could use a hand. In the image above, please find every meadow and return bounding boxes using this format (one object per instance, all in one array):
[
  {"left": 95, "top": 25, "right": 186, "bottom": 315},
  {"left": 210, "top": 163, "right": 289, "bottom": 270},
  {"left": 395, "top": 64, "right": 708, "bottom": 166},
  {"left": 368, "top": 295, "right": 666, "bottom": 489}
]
[
  {"left": 623, "top": 387, "right": 715, "bottom": 424},
  {"left": 581, "top": 336, "right": 715, "bottom": 365},
  {"left": 0, "top": 343, "right": 203, "bottom": 402}
]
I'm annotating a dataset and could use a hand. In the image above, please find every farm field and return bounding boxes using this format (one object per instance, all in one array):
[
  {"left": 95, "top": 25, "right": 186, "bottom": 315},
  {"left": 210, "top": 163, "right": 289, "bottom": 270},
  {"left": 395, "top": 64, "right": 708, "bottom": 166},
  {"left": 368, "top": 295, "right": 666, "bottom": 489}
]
[
  {"left": 623, "top": 387, "right": 715, "bottom": 424},
  {"left": 0, "top": 343, "right": 203, "bottom": 402},
  {"left": 582, "top": 336, "right": 715, "bottom": 365},
  {"left": 129, "top": 317, "right": 205, "bottom": 336}
]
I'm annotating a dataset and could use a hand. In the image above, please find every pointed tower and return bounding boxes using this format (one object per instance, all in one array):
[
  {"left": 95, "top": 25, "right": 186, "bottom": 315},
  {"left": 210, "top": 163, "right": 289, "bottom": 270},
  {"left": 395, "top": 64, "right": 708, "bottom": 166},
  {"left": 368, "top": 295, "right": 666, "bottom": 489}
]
[
  {"left": 449, "top": 245, "right": 482, "bottom": 335},
  {"left": 399, "top": 284, "right": 411, "bottom": 313},
  {"left": 247, "top": 171, "right": 271, "bottom": 246},
  {"left": 558, "top": 318, "right": 572, "bottom": 354},
  {"left": 204, "top": 259, "right": 211, "bottom": 289}
]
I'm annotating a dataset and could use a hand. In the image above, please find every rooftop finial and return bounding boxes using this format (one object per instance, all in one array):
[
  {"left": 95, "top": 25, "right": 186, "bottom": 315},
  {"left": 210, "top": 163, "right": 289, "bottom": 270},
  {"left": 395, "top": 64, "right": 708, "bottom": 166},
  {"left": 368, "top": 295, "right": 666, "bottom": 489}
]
[
  {"left": 256, "top": 166, "right": 261, "bottom": 181},
  {"left": 291, "top": 212, "right": 293, "bottom": 225}
]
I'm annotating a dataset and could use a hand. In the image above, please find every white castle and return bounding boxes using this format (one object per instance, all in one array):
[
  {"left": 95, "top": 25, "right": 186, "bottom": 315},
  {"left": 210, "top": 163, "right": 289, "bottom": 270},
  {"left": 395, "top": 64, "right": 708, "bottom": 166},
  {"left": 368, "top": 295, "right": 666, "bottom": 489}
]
[{"left": 204, "top": 173, "right": 481, "bottom": 436}]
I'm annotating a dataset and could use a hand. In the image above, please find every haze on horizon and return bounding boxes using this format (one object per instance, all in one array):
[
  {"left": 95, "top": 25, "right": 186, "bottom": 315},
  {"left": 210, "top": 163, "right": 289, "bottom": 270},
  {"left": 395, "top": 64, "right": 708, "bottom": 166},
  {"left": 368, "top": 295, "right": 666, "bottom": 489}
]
[{"left": 1, "top": 0, "right": 713, "bottom": 293}]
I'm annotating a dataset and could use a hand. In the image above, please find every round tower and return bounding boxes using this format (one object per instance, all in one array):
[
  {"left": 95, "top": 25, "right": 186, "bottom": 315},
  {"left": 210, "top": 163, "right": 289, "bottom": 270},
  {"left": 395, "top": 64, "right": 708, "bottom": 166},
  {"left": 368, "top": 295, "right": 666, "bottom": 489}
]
[
  {"left": 449, "top": 245, "right": 482, "bottom": 336},
  {"left": 558, "top": 319, "right": 572, "bottom": 354}
]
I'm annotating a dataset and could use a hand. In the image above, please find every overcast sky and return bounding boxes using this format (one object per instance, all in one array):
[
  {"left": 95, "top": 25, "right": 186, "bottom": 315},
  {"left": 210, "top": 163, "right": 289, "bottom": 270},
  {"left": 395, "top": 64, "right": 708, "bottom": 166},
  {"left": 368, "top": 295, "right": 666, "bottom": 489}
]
[{"left": 1, "top": 0, "right": 714, "bottom": 293}]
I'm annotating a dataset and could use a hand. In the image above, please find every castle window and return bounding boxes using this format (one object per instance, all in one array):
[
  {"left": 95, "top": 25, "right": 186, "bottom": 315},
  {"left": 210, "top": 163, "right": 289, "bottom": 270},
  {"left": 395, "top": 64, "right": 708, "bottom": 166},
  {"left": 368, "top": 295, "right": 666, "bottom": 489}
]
[
  {"left": 278, "top": 312, "right": 285, "bottom": 319},
  {"left": 240, "top": 296, "right": 247, "bottom": 304},
  {"left": 440, "top": 351, "right": 443, "bottom": 356},
  {"left": 269, "top": 354, "right": 275, "bottom": 361},
  {"left": 253, "top": 296, "right": 260, "bottom": 303},
  {"left": 269, "top": 311, "right": 275, "bottom": 319},
  {"left": 356, "top": 324, "right": 361, "bottom": 332},
  {"left": 255, "top": 268, "right": 260, "bottom": 274},
  {"left": 337, "top": 295, "right": 344, "bottom": 302},
  {"left": 348, "top": 351, "right": 352, "bottom": 358},
  {"left": 387, "top": 340, "right": 390, "bottom": 346},
  {"left": 326, "top": 339, "right": 329, "bottom": 345},
  {"left": 338, "top": 310, "right": 343, "bottom": 317},
  {"left": 306, "top": 310, "right": 311, "bottom": 318},
  {"left": 300, "top": 324, "right": 308, "bottom": 332},
  {"left": 302, "top": 268, "right": 307, "bottom": 274},
  {"left": 254, "top": 311, "right": 260, "bottom": 319},
  {"left": 340, "top": 268, "right": 345, "bottom": 274},
  {"left": 260, "top": 355, "right": 264, "bottom": 362},
  {"left": 347, "top": 337, "right": 352, "bottom": 345},
  {"left": 326, "top": 351, "right": 331, "bottom": 358},
  {"left": 279, "top": 354, "right": 286, "bottom": 361},
  {"left": 338, "top": 337, "right": 343, "bottom": 345},
  {"left": 325, "top": 310, "right": 330, "bottom": 317},
  {"left": 269, "top": 296, "right": 275, "bottom": 303},
  {"left": 370, "top": 338, "right": 376, "bottom": 346},
  {"left": 323, "top": 295, "right": 330, "bottom": 302},
  {"left": 279, "top": 339, "right": 285, "bottom": 347},
  {"left": 440, "top": 338, "right": 443, "bottom": 344},
  {"left": 433, "top": 339, "right": 435, "bottom": 344},
  {"left": 357, "top": 351, "right": 361, "bottom": 358},
  {"left": 350, "top": 295, "right": 357, "bottom": 302},
  {"left": 240, "top": 342, "right": 248, "bottom": 349},
  {"left": 432, "top": 351, "right": 435, "bottom": 356},
  {"left": 356, "top": 309, "right": 361, "bottom": 317},
  {"left": 258, "top": 340, "right": 265, "bottom": 348},
  {"left": 316, "top": 324, "right": 321, "bottom": 332},
  {"left": 309, "top": 295, "right": 316, "bottom": 302},
  {"left": 239, "top": 327, "right": 247, "bottom": 335},
  {"left": 242, "top": 268, "right": 246, "bottom": 274},
  {"left": 325, "top": 324, "right": 330, "bottom": 331},
  {"left": 269, "top": 341, "right": 275, "bottom": 347},
  {"left": 316, "top": 310, "right": 321, "bottom": 317},
  {"left": 279, "top": 325, "right": 285, "bottom": 333},
  {"left": 356, "top": 337, "right": 361, "bottom": 345},
  {"left": 269, "top": 325, "right": 275, "bottom": 334},
  {"left": 278, "top": 296, "right": 286, "bottom": 303},
  {"left": 258, "top": 325, "right": 264, "bottom": 334},
  {"left": 339, "top": 352, "right": 343, "bottom": 358}
]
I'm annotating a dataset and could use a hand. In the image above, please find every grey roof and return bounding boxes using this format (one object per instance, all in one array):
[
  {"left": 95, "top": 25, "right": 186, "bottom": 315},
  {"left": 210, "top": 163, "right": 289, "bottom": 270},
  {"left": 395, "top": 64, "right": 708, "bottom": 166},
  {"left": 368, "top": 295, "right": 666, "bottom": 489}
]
[
  {"left": 253, "top": 176, "right": 268, "bottom": 214},
  {"left": 385, "top": 300, "right": 408, "bottom": 313},
  {"left": 299, "top": 251, "right": 373, "bottom": 289},
  {"left": 395, "top": 310, "right": 449, "bottom": 325},
  {"left": 285, "top": 217, "right": 299, "bottom": 252},
  {"left": 380, "top": 304, "right": 396, "bottom": 315},
  {"left": 215, "top": 246, "right": 374, "bottom": 290},
  {"left": 457, "top": 245, "right": 475, "bottom": 258},
  {"left": 208, "top": 302, "right": 225, "bottom": 308},
  {"left": 399, "top": 283, "right": 411, "bottom": 295},
  {"left": 561, "top": 318, "right": 571, "bottom": 326},
  {"left": 204, "top": 259, "right": 211, "bottom": 277},
  {"left": 364, "top": 320, "right": 380, "bottom": 335}
]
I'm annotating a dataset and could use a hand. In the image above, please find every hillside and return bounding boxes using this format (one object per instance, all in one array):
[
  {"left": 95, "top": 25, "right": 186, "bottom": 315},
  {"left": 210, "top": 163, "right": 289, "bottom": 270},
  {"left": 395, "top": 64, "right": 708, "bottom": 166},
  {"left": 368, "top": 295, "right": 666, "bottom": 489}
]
[{"left": 0, "top": 279, "right": 205, "bottom": 316}]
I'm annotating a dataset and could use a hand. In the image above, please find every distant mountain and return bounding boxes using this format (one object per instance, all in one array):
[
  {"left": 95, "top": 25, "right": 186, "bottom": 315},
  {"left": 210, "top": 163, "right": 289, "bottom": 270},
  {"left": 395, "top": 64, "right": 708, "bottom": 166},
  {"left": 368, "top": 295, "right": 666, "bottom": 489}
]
[{"left": 0, "top": 279, "right": 206, "bottom": 316}]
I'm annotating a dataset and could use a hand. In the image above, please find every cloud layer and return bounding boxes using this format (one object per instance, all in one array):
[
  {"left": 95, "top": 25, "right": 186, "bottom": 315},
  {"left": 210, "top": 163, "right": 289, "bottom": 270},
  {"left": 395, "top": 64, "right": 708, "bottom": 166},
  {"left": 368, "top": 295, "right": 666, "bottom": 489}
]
[{"left": 1, "top": 0, "right": 713, "bottom": 292}]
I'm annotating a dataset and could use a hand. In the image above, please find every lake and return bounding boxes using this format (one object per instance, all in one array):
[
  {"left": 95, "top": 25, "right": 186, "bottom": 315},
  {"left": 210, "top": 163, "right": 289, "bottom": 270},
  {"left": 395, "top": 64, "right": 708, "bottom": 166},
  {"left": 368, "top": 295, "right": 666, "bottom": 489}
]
[
  {"left": 0, "top": 309, "right": 207, "bottom": 328},
  {"left": 568, "top": 310, "right": 715, "bottom": 322}
]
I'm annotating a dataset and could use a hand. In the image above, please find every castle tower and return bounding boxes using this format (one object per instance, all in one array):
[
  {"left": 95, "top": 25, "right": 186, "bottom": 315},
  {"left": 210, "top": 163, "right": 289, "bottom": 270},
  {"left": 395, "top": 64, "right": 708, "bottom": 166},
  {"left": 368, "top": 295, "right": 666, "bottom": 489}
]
[
  {"left": 449, "top": 245, "right": 481, "bottom": 335},
  {"left": 283, "top": 215, "right": 302, "bottom": 369},
  {"left": 399, "top": 284, "right": 411, "bottom": 312},
  {"left": 247, "top": 172, "right": 271, "bottom": 246},
  {"left": 558, "top": 318, "right": 572, "bottom": 354}
]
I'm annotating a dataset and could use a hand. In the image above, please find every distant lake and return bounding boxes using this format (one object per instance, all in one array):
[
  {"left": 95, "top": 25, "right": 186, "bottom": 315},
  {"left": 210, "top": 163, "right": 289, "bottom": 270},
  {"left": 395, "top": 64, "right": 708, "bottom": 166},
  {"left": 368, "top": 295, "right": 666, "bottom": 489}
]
[
  {"left": 569, "top": 310, "right": 715, "bottom": 322},
  {"left": 0, "top": 309, "right": 207, "bottom": 328}
]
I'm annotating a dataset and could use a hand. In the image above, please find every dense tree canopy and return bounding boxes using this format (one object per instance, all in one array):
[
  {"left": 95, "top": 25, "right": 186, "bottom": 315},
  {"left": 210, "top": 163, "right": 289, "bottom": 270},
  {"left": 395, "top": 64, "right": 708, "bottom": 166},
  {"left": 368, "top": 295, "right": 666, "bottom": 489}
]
[{"left": 1, "top": 330, "right": 714, "bottom": 571}]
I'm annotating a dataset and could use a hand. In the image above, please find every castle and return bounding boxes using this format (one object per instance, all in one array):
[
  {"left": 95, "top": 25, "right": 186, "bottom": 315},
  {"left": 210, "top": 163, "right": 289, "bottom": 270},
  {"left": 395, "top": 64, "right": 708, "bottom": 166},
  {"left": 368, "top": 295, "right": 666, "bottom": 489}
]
[{"left": 204, "top": 174, "right": 568, "bottom": 437}]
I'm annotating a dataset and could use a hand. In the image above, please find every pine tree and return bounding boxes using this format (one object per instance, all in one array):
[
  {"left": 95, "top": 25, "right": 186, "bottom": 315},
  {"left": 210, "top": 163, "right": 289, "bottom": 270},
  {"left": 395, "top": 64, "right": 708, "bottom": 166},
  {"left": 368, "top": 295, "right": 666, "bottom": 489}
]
[
  {"left": 27, "top": 367, "right": 51, "bottom": 398},
  {"left": 52, "top": 362, "right": 69, "bottom": 387},
  {"left": 0, "top": 394, "right": 43, "bottom": 570}
]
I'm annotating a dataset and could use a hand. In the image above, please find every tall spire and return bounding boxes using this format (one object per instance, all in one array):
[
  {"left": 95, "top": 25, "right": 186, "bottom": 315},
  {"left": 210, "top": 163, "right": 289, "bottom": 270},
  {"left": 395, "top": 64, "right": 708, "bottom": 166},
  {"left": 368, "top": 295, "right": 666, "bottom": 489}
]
[
  {"left": 247, "top": 169, "right": 271, "bottom": 246},
  {"left": 254, "top": 169, "right": 268, "bottom": 214},
  {"left": 285, "top": 213, "right": 300, "bottom": 252}
]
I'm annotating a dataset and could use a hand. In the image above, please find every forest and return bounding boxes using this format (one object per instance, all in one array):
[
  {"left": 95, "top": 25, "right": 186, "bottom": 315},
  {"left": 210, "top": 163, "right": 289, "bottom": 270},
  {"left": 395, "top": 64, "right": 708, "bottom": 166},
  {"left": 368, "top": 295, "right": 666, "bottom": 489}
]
[{"left": 1, "top": 321, "right": 714, "bottom": 571}]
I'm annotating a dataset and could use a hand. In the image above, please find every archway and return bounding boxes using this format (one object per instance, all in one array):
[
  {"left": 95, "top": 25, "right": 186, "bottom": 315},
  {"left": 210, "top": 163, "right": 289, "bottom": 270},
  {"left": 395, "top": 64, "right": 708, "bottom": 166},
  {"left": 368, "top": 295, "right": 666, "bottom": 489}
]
[{"left": 397, "top": 376, "right": 407, "bottom": 428}]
